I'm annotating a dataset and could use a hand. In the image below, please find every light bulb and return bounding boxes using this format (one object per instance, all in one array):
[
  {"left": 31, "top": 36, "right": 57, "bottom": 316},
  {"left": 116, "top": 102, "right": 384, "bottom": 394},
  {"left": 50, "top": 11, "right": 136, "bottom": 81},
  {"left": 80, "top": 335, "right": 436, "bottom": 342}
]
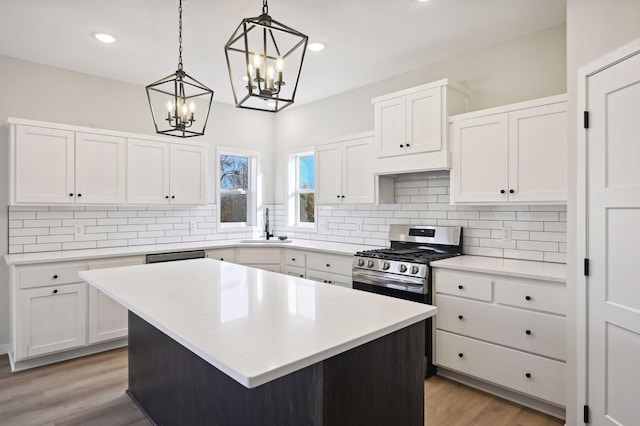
[
  {"left": 182, "top": 104, "right": 188, "bottom": 116},
  {"left": 276, "top": 57, "right": 284, "bottom": 72},
  {"left": 267, "top": 66, "right": 275, "bottom": 80},
  {"left": 189, "top": 102, "right": 195, "bottom": 112},
  {"left": 167, "top": 101, "right": 173, "bottom": 112},
  {"left": 253, "top": 53, "right": 262, "bottom": 70}
]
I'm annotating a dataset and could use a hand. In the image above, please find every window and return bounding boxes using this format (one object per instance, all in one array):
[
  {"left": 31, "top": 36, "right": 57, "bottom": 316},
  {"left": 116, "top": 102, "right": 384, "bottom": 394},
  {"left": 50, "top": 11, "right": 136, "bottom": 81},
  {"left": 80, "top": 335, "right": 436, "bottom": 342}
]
[
  {"left": 287, "top": 150, "right": 315, "bottom": 228},
  {"left": 218, "top": 148, "right": 258, "bottom": 227}
]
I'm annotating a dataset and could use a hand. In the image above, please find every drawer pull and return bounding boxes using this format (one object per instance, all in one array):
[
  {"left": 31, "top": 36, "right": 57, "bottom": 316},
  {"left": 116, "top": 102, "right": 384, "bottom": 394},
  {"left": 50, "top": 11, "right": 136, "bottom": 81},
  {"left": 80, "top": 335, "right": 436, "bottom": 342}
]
[
  {"left": 52, "top": 289, "right": 58, "bottom": 294},
  {"left": 292, "top": 258, "right": 296, "bottom": 261},
  {"left": 525, "top": 373, "right": 531, "bottom": 379},
  {"left": 220, "top": 258, "right": 224, "bottom": 261},
  {"left": 328, "top": 280, "right": 333, "bottom": 284},
  {"left": 525, "top": 329, "right": 532, "bottom": 335},
  {"left": 458, "top": 315, "right": 464, "bottom": 320},
  {"left": 53, "top": 275, "right": 58, "bottom": 279},
  {"left": 326, "top": 264, "right": 331, "bottom": 268},
  {"left": 458, "top": 285, "right": 464, "bottom": 290},
  {"left": 458, "top": 353, "right": 464, "bottom": 358},
  {"left": 525, "top": 295, "right": 532, "bottom": 301},
  {"left": 299, "top": 274, "right": 304, "bottom": 278}
]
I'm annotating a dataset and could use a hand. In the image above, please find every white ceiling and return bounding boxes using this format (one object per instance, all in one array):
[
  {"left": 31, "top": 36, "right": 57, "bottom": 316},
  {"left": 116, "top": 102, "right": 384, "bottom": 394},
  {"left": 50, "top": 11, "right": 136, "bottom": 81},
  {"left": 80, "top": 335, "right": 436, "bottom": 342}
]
[{"left": 0, "top": 0, "right": 566, "bottom": 107}]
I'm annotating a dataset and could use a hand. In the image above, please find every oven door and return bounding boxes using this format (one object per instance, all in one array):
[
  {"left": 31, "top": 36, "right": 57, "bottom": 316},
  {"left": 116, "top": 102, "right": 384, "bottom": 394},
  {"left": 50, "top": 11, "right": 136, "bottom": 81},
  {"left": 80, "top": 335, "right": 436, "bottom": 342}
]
[{"left": 352, "top": 269, "right": 428, "bottom": 304}]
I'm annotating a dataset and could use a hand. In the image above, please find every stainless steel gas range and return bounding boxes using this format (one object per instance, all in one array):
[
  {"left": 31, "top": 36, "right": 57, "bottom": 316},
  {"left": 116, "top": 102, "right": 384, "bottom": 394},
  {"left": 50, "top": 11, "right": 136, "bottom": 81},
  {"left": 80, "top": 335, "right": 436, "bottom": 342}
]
[{"left": 352, "top": 225, "right": 463, "bottom": 377}]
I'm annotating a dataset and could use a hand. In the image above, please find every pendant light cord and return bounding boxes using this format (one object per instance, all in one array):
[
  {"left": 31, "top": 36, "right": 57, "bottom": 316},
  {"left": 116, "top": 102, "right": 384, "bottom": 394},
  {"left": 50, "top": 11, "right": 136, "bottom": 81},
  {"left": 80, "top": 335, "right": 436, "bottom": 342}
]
[
  {"left": 262, "top": 0, "right": 268, "bottom": 16},
  {"left": 178, "top": 0, "right": 183, "bottom": 71}
]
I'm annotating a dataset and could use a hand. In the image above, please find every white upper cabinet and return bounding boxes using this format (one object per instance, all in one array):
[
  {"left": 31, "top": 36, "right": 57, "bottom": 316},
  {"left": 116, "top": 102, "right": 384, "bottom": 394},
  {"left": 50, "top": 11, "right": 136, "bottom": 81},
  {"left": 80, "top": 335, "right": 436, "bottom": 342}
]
[
  {"left": 315, "top": 132, "right": 375, "bottom": 204},
  {"left": 127, "top": 139, "right": 207, "bottom": 205},
  {"left": 450, "top": 95, "right": 567, "bottom": 204},
  {"left": 12, "top": 124, "right": 125, "bottom": 205},
  {"left": 372, "top": 79, "right": 468, "bottom": 174}
]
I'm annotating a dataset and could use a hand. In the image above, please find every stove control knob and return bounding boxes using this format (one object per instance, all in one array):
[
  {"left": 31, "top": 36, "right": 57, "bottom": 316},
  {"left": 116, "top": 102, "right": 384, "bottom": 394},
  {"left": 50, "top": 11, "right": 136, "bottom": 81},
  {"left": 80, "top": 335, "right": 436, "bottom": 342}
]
[
  {"left": 367, "top": 260, "right": 375, "bottom": 268},
  {"left": 399, "top": 264, "right": 408, "bottom": 273},
  {"left": 382, "top": 262, "right": 390, "bottom": 270},
  {"left": 357, "top": 259, "right": 365, "bottom": 267},
  {"left": 411, "top": 265, "right": 420, "bottom": 275}
]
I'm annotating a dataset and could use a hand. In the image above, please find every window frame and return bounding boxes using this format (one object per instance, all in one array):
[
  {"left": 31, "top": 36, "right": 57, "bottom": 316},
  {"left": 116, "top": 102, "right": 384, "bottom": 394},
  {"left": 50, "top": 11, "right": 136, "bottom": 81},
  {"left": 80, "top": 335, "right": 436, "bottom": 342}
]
[
  {"left": 286, "top": 148, "right": 316, "bottom": 230},
  {"left": 217, "top": 146, "right": 259, "bottom": 230}
]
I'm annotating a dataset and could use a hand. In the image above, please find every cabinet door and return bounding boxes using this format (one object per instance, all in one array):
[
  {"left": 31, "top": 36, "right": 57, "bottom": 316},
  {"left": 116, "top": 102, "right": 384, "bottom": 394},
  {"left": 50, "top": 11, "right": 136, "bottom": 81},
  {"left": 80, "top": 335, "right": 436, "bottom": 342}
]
[
  {"left": 18, "top": 283, "right": 87, "bottom": 358},
  {"left": 406, "top": 87, "right": 442, "bottom": 154},
  {"left": 342, "top": 136, "right": 374, "bottom": 204},
  {"left": 206, "top": 248, "right": 237, "bottom": 263},
  {"left": 169, "top": 144, "right": 207, "bottom": 205},
  {"left": 88, "top": 258, "right": 142, "bottom": 344},
  {"left": 315, "top": 143, "right": 343, "bottom": 204},
  {"left": 75, "top": 132, "right": 126, "bottom": 204},
  {"left": 451, "top": 113, "right": 509, "bottom": 203},
  {"left": 374, "top": 96, "right": 406, "bottom": 158},
  {"left": 127, "top": 139, "right": 170, "bottom": 204},
  {"left": 508, "top": 102, "right": 567, "bottom": 203},
  {"left": 15, "top": 125, "right": 75, "bottom": 204}
]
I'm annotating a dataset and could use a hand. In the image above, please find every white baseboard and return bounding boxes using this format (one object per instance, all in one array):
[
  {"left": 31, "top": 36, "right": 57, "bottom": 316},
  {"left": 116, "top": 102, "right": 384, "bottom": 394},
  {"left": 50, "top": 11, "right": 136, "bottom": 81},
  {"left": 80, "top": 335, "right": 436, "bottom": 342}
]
[{"left": 0, "top": 343, "right": 10, "bottom": 356}]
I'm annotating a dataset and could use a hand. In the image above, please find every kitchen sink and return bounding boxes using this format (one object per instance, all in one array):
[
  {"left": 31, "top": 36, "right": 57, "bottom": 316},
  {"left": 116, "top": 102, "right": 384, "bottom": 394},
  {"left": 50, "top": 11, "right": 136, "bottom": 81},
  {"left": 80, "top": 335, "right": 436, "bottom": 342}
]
[{"left": 240, "top": 238, "right": 292, "bottom": 244}]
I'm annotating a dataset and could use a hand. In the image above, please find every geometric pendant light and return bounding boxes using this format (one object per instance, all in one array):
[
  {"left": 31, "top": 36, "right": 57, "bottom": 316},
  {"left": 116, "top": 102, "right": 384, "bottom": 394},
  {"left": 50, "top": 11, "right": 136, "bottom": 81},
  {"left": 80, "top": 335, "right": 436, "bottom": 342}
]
[
  {"left": 146, "top": 0, "right": 214, "bottom": 137},
  {"left": 224, "top": 0, "right": 308, "bottom": 113}
]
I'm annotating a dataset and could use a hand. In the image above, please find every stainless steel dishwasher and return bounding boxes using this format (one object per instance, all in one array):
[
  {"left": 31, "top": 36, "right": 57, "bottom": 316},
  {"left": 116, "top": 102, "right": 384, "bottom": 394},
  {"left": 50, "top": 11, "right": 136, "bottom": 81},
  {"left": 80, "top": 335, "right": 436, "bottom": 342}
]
[{"left": 146, "top": 250, "right": 206, "bottom": 264}]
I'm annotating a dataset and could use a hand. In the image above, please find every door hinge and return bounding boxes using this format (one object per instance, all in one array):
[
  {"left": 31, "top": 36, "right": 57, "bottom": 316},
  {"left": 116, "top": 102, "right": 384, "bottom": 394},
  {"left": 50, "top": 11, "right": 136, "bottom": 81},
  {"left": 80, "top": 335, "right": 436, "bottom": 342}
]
[
  {"left": 584, "top": 405, "right": 590, "bottom": 423},
  {"left": 584, "top": 258, "right": 590, "bottom": 276},
  {"left": 584, "top": 111, "right": 590, "bottom": 129}
]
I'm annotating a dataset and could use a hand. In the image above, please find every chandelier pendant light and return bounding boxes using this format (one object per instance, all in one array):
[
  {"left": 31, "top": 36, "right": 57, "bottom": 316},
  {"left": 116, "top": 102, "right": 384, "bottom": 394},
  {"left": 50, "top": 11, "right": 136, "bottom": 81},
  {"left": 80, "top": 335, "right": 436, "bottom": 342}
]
[
  {"left": 146, "top": 0, "right": 214, "bottom": 138},
  {"left": 224, "top": 0, "right": 308, "bottom": 113}
]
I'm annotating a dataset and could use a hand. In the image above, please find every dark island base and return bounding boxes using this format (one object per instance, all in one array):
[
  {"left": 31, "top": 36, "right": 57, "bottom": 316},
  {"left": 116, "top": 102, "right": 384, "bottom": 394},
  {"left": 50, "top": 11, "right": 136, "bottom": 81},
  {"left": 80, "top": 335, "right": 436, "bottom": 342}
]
[{"left": 127, "top": 312, "right": 425, "bottom": 426}]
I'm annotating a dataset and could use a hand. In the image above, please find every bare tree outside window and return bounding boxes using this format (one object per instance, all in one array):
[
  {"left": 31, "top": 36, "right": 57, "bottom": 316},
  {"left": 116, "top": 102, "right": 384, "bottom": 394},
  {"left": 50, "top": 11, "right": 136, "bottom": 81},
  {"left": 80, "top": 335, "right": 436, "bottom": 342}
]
[
  {"left": 298, "top": 155, "right": 314, "bottom": 223},
  {"left": 220, "top": 155, "right": 249, "bottom": 223}
]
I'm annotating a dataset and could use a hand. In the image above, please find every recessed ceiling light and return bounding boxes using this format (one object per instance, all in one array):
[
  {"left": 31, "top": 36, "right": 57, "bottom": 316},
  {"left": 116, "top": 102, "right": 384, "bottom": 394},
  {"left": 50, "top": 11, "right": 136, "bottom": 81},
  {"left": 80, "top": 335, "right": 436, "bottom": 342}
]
[
  {"left": 93, "top": 32, "right": 117, "bottom": 44},
  {"left": 307, "top": 42, "right": 326, "bottom": 52},
  {"left": 415, "top": 0, "right": 431, "bottom": 2}
]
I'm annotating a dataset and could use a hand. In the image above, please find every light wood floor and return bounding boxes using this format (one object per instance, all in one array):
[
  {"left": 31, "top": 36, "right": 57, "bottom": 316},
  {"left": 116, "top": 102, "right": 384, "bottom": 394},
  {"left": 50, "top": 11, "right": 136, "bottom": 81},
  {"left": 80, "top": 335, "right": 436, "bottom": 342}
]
[{"left": 0, "top": 347, "right": 563, "bottom": 425}]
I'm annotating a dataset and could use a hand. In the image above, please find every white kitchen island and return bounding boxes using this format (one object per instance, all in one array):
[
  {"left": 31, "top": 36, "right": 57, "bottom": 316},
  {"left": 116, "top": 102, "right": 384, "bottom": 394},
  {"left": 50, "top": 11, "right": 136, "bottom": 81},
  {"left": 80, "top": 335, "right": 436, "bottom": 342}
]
[{"left": 79, "top": 258, "right": 435, "bottom": 426}]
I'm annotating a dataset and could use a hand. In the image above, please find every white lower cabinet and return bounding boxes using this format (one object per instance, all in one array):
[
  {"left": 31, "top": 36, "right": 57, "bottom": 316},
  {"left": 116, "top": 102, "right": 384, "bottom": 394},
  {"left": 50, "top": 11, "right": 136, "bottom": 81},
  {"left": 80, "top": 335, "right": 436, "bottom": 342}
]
[
  {"left": 433, "top": 267, "right": 567, "bottom": 409},
  {"left": 87, "top": 257, "right": 144, "bottom": 344},
  {"left": 235, "top": 248, "right": 282, "bottom": 273},
  {"left": 306, "top": 252, "right": 353, "bottom": 288},
  {"left": 10, "top": 256, "right": 143, "bottom": 371},
  {"left": 205, "top": 248, "right": 237, "bottom": 263},
  {"left": 18, "top": 283, "right": 87, "bottom": 358}
]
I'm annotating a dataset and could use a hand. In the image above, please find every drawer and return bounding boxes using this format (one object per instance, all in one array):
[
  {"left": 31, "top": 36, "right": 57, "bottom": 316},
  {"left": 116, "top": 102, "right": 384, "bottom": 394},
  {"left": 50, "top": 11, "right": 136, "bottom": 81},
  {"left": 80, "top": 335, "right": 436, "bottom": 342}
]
[
  {"left": 16, "top": 262, "right": 88, "bottom": 289},
  {"left": 283, "top": 265, "right": 306, "bottom": 278},
  {"left": 435, "top": 330, "right": 566, "bottom": 406},
  {"left": 329, "top": 273, "right": 352, "bottom": 289},
  {"left": 307, "top": 253, "right": 353, "bottom": 276},
  {"left": 495, "top": 280, "right": 566, "bottom": 315},
  {"left": 435, "top": 294, "right": 566, "bottom": 360},
  {"left": 235, "top": 248, "right": 280, "bottom": 265},
  {"left": 206, "top": 248, "right": 237, "bottom": 263},
  {"left": 434, "top": 270, "right": 493, "bottom": 301},
  {"left": 283, "top": 250, "right": 306, "bottom": 268},
  {"left": 89, "top": 256, "right": 144, "bottom": 269}
]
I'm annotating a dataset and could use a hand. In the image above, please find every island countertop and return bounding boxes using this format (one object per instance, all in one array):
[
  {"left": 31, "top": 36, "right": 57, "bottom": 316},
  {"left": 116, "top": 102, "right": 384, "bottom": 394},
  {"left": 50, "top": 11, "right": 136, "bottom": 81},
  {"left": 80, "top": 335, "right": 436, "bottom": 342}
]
[{"left": 79, "top": 258, "right": 435, "bottom": 389}]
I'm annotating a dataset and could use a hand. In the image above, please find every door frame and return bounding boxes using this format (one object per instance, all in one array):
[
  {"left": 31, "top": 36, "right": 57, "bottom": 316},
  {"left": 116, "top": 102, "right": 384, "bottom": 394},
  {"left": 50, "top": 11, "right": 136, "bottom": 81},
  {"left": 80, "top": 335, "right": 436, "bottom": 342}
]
[{"left": 576, "top": 37, "right": 640, "bottom": 425}]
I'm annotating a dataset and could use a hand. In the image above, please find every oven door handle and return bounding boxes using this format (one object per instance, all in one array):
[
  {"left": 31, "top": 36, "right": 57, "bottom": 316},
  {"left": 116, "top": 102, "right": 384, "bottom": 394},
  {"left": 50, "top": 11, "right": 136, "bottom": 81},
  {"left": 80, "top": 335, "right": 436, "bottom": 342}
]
[{"left": 352, "top": 270, "right": 426, "bottom": 290}]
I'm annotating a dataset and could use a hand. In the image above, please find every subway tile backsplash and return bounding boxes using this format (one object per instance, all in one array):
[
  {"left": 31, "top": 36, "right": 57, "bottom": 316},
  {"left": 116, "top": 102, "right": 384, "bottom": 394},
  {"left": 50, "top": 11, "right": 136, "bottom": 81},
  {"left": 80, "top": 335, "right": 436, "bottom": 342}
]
[{"left": 8, "top": 171, "right": 566, "bottom": 263}]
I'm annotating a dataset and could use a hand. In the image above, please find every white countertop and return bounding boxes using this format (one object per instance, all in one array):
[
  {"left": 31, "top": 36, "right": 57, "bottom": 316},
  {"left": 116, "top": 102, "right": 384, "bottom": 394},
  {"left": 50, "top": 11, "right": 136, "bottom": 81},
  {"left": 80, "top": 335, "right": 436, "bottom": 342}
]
[
  {"left": 431, "top": 255, "right": 566, "bottom": 282},
  {"left": 4, "top": 239, "right": 369, "bottom": 266},
  {"left": 79, "top": 258, "right": 435, "bottom": 389}
]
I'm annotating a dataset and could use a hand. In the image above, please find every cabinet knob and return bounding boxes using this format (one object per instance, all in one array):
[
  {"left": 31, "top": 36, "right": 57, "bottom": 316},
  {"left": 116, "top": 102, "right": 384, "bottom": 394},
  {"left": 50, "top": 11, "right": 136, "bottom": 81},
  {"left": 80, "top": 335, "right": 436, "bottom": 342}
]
[
  {"left": 525, "top": 373, "right": 532, "bottom": 379},
  {"left": 69, "top": 193, "right": 74, "bottom": 197},
  {"left": 299, "top": 274, "right": 304, "bottom": 278},
  {"left": 77, "top": 193, "right": 82, "bottom": 197},
  {"left": 458, "top": 285, "right": 464, "bottom": 290},
  {"left": 220, "top": 258, "right": 224, "bottom": 261},
  {"left": 458, "top": 353, "right": 464, "bottom": 358},
  {"left": 52, "top": 289, "right": 58, "bottom": 294},
  {"left": 165, "top": 196, "right": 169, "bottom": 199},
  {"left": 400, "top": 144, "right": 404, "bottom": 148},
  {"left": 525, "top": 295, "right": 532, "bottom": 301},
  {"left": 500, "top": 189, "right": 506, "bottom": 194},
  {"left": 458, "top": 315, "right": 464, "bottom": 320},
  {"left": 509, "top": 189, "right": 515, "bottom": 194},
  {"left": 171, "top": 195, "right": 175, "bottom": 199},
  {"left": 328, "top": 280, "right": 333, "bottom": 284},
  {"left": 406, "top": 143, "right": 411, "bottom": 147},
  {"left": 292, "top": 258, "right": 296, "bottom": 261},
  {"left": 326, "top": 264, "right": 331, "bottom": 268},
  {"left": 336, "top": 195, "right": 340, "bottom": 198},
  {"left": 341, "top": 195, "right": 345, "bottom": 198},
  {"left": 525, "top": 329, "right": 532, "bottom": 335},
  {"left": 53, "top": 274, "right": 58, "bottom": 279},
  {"left": 323, "top": 280, "right": 328, "bottom": 283}
]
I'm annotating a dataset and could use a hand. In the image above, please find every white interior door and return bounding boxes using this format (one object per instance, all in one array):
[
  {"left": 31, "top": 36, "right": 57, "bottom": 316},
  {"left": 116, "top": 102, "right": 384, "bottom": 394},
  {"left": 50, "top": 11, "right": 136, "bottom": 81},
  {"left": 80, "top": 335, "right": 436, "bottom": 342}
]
[{"left": 587, "top": 48, "right": 640, "bottom": 426}]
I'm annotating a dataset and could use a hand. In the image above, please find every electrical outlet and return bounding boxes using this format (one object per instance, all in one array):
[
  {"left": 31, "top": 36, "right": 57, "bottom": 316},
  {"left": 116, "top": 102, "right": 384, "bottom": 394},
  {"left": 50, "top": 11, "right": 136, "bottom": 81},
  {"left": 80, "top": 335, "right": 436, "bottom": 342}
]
[
  {"left": 502, "top": 227, "right": 512, "bottom": 242},
  {"left": 356, "top": 221, "right": 362, "bottom": 232},
  {"left": 74, "top": 225, "right": 84, "bottom": 236}
]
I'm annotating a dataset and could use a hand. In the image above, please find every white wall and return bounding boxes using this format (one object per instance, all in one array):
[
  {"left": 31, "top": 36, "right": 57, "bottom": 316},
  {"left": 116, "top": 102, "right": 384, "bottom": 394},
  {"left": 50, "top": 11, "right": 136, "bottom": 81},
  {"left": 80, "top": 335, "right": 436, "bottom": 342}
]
[
  {"left": 565, "top": 1, "right": 640, "bottom": 425},
  {"left": 0, "top": 54, "right": 276, "bottom": 349},
  {"left": 273, "top": 24, "right": 567, "bottom": 203}
]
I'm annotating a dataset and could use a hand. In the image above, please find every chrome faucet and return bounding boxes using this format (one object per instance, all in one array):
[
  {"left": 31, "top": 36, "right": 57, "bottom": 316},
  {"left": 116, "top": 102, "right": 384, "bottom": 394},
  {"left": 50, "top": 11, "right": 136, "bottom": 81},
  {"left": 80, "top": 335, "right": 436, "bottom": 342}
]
[{"left": 264, "top": 208, "right": 273, "bottom": 240}]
